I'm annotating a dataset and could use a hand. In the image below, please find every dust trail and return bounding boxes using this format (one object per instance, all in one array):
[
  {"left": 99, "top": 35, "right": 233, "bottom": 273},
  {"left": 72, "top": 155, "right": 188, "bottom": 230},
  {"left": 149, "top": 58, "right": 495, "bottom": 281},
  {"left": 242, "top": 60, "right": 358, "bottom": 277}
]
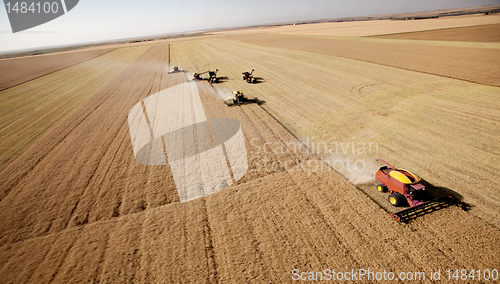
[
  {"left": 300, "top": 137, "right": 380, "bottom": 184},
  {"left": 214, "top": 88, "right": 234, "bottom": 100},
  {"left": 322, "top": 153, "right": 379, "bottom": 185}
]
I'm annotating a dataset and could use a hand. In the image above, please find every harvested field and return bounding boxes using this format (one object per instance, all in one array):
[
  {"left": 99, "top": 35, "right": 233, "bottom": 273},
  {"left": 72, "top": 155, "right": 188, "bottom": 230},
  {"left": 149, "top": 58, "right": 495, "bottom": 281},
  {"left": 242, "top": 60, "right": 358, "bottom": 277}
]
[
  {"left": 0, "top": 46, "right": 149, "bottom": 171},
  {"left": 0, "top": 49, "right": 113, "bottom": 91},
  {"left": 215, "top": 14, "right": 500, "bottom": 37},
  {"left": 372, "top": 23, "right": 500, "bottom": 42},
  {"left": 1, "top": 14, "right": 500, "bottom": 283}
]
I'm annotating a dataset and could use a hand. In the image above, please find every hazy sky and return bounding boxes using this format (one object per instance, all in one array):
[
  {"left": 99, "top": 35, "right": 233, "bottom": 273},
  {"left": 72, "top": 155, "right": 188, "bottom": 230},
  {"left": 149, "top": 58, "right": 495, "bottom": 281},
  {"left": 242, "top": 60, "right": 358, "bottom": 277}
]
[{"left": 0, "top": 0, "right": 498, "bottom": 53}]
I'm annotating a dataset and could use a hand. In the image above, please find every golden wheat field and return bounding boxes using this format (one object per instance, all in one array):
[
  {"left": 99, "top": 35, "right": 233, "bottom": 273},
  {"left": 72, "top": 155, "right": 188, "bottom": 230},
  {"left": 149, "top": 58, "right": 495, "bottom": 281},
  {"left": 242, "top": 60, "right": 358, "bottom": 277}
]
[{"left": 0, "top": 13, "right": 499, "bottom": 283}]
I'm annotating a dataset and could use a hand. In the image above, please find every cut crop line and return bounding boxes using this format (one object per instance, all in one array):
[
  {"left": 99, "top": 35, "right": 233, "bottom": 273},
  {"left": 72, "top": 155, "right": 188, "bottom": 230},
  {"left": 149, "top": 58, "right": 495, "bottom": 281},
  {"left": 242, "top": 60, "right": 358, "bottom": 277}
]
[
  {"left": 166, "top": 44, "right": 170, "bottom": 67},
  {"left": 46, "top": 228, "right": 81, "bottom": 284},
  {"left": 5, "top": 200, "right": 157, "bottom": 246},
  {"left": 243, "top": 105, "right": 299, "bottom": 156},
  {"left": 206, "top": 116, "right": 215, "bottom": 148},
  {"left": 0, "top": 50, "right": 115, "bottom": 92},
  {"left": 140, "top": 100, "right": 154, "bottom": 137},
  {"left": 161, "top": 136, "right": 169, "bottom": 166},
  {"left": 207, "top": 116, "right": 236, "bottom": 183},
  {"left": 65, "top": 111, "right": 125, "bottom": 229},
  {"left": 0, "top": 97, "right": 104, "bottom": 202},
  {"left": 202, "top": 198, "right": 220, "bottom": 283},
  {"left": 92, "top": 226, "right": 115, "bottom": 283},
  {"left": 225, "top": 157, "right": 236, "bottom": 184},
  {"left": 289, "top": 171, "right": 364, "bottom": 266},
  {"left": 130, "top": 217, "right": 146, "bottom": 283},
  {"left": 63, "top": 56, "right": 156, "bottom": 226},
  {"left": 25, "top": 235, "right": 58, "bottom": 283}
]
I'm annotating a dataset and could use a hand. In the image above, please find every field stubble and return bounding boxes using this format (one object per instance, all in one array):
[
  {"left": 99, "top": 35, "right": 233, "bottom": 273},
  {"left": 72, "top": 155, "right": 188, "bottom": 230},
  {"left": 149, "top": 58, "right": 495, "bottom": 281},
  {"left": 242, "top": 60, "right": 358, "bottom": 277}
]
[
  {"left": 0, "top": 46, "right": 150, "bottom": 172},
  {"left": 0, "top": 18, "right": 499, "bottom": 282},
  {"left": 0, "top": 49, "right": 113, "bottom": 91}
]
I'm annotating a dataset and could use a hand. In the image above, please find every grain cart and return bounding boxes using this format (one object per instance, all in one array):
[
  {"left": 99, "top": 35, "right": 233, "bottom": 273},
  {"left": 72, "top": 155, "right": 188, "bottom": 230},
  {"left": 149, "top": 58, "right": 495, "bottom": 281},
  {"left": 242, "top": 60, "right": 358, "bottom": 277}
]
[
  {"left": 193, "top": 70, "right": 209, "bottom": 80},
  {"left": 375, "top": 158, "right": 459, "bottom": 223},
  {"left": 242, "top": 69, "right": 255, "bottom": 83}
]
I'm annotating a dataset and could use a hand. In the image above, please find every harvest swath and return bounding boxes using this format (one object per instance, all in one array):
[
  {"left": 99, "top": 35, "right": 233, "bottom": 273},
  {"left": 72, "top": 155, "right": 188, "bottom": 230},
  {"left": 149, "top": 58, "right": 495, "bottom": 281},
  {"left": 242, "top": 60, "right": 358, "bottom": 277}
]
[{"left": 0, "top": 14, "right": 499, "bottom": 283}]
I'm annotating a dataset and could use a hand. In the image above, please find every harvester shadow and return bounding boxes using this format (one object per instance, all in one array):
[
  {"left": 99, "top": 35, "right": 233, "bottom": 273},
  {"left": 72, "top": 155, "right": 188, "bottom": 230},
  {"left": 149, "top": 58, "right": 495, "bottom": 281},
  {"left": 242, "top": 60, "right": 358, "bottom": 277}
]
[
  {"left": 215, "top": 76, "right": 230, "bottom": 83},
  {"left": 252, "top": 77, "right": 266, "bottom": 84},
  {"left": 420, "top": 179, "right": 472, "bottom": 211},
  {"left": 256, "top": 99, "right": 266, "bottom": 105}
]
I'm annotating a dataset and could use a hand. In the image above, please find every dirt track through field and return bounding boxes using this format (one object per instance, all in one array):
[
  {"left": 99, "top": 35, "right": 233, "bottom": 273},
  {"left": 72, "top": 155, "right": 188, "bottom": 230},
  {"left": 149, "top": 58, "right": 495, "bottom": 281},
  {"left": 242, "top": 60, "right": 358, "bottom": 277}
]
[{"left": 1, "top": 40, "right": 499, "bottom": 283}]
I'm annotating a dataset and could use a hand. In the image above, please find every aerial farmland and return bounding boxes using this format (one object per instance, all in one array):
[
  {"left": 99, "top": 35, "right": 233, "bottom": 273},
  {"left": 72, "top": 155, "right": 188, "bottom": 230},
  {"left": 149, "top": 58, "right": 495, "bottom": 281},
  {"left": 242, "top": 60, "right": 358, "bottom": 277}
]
[{"left": 0, "top": 7, "right": 499, "bottom": 283}]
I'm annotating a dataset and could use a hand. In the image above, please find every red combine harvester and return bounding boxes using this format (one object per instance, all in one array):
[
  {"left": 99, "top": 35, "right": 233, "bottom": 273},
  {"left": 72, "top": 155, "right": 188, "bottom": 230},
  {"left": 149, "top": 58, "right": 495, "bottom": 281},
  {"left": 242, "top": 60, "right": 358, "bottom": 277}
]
[{"left": 375, "top": 158, "right": 459, "bottom": 223}]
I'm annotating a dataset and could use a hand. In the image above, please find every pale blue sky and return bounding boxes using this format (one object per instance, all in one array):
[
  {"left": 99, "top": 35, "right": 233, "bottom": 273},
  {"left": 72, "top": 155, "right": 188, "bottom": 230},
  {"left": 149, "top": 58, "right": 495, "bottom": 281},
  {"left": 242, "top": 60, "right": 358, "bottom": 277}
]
[{"left": 0, "top": 0, "right": 498, "bottom": 53}]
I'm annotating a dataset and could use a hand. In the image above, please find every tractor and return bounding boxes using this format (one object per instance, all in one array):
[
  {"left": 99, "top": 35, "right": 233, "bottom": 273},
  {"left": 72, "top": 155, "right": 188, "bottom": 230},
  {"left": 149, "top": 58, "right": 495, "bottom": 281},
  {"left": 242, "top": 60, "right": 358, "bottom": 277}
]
[
  {"left": 208, "top": 69, "right": 219, "bottom": 83},
  {"left": 242, "top": 69, "right": 256, "bottom": 83}
]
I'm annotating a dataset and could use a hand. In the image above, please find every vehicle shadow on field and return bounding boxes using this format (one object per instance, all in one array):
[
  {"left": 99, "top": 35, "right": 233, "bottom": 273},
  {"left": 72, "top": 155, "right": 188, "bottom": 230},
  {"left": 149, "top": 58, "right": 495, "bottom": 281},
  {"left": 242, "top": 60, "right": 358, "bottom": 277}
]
[
  {"left": 252, "top": 76, "right": 266, "bottom": 84},
  {"left": 420, "top": 179, "right": 472, "bottom": 211},
  {"left": 215, "top": 76, "right": 230, "bottom": 83}
]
